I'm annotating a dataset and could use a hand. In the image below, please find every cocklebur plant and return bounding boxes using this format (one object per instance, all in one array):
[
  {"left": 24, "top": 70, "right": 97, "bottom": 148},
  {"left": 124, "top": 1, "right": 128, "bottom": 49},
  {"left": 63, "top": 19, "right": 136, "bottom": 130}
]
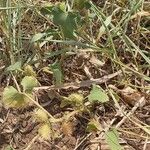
[
  {"left": 2, "top": 65, "right": 70, "bottom": 140},
  {"left": 60, "top": 85, "right": 110, "bottom": 133},
  {"left": 2, "top": 66, "right": 54, "bottom": 140},
  {"left": 60, "top": 84, "right": 109, "bottom": 112},
  {"left": 2, "top": 64, "right": 37, "bottom": 107},
  {"left": 2, "top": 65, "right": 123, "bottom": 149},
  {"left": 2, "top": 61, "right": 112, "bottom": 141},
  {"left": 61, "top": 86, "right": 122, "bottom": 150},
  {"left": 3, "top": 75, "right": 38, "bottom": 108}
]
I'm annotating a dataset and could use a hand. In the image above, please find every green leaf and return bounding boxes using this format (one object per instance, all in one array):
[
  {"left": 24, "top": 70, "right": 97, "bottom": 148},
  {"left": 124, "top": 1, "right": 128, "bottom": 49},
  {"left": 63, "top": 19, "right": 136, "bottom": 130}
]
[
  {"left": 58, "top": 2, "right": 66, "bottom": 11},
  {"left": 40, "top": 2, "right": 66, "bottom": 15},
  {"left": 97, "top": 15, "right": 112, "bottom": 39},
  {"left": 53, "top": 69, "right": 62, "bottom": 86},
  {"left": 60, "top": 96, "right": 71, "bottom": 108},
  {"left": 73, "top": 0, "right": 89, "bottom": 10},
  {"left": 86, "top": 119, "right": 102, "bottom": 132},
  {"left": 88, "top": 84, "right": 109, "bottom": 103},
  {"left": 105, "top": 129, "right": 123, "bottom": 150},
  {"left": 50, "top": 62, "right": 63, "bottom": 86},
  {"left": 4, "top": 146, "right": 14, "bottom": 150},
  {"left": 3, "top": 86, "right": 27, "bottom": 108},
  {"left": 52, "top": 7, "right": 78, "bottom": 39},
  {"left": 40, "top": 4, "right": 53, "bottom": 15},
  {"left": 21, "top": 76, "right": 39, "bottom": 93},
  {"left": 6, "top": 61, "right": 21, "bottom": 72},
  {"left": 45, "top": 49, "right": 67, "bottom": 58}
]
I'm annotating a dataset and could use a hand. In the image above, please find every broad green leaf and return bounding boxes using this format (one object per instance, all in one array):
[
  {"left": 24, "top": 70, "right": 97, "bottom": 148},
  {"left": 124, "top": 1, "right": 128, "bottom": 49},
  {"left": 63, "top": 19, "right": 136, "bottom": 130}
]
[
  {"left": 38, "top": 123, "right": 51, "bottom": 140},
  {"left": 52, "top": 7, "right": 78, "bottom": 39},
  {"left": 88, "top": 84, "right": 109, "bottom": 103},
  {"left": 3, "top": 86, "right": 27, "bottom": 108},
  {"left": 21, "top": 76, "right": 39, "bottom": 93},
  {"left": 6, "top": 61, "right": 21, "bottom": 72},
  {"left": 105, "top": 129, "right": 123, "bottom": 150}
]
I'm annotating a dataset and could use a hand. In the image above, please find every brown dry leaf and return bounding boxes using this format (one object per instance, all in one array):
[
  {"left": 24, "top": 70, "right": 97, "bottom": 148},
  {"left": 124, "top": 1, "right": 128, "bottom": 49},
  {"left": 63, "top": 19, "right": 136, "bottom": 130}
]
[
  {"left": 62, "top": 121, "right": 74, "bottom": 136},
  {"left": 131, "top": 11, "right": 150, "bottom": 19},
  {"left": 89, "top": 55, "right": 105, "bottom": 67},
  {"left": 120, "top": 87, "right": 145, "bottom": 106},
  {"left": 47, "top": 89, "right": 60, "bottom": 100}
]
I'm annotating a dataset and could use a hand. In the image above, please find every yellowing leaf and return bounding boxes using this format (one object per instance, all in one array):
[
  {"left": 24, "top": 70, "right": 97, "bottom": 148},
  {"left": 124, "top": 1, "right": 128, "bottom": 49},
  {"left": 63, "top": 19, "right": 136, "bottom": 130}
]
[
  {"left": 58, "top": 2, "right": 66, "bottom": 11},
  {"left": 34, "top": 109, "right": 49, "bottom": 122},
  {"left": 131, "top": 11, "right": 150, "bottom": 19},
  {"left": 105, "top": 129, "right": 123, "bottom": 150},
  {"left": 4, "top": 145, "right": 13, "bottom": 150},
  {"left": 21, "top": 76, "right": 39, "bottom": 93},
  {"left": 86, "top": 119, "right": 102, "bottom": 132},
  {"left": 24, "top": 65, "right": 36, "bottom": 77},
  {"left": 38, "top": 123, "right": 51, "bottom": 140},
  {"left": 42, "top": 67, "right": 53, "bottom": 74},
  {"left": 88, "top": 84, "right": 109, "bottom": 103},
  {"left": 3, "top": 86, "right": 28, "bottom": 108},
  {"left": 60, "top": 96, "right": 71, "bottom": 108}
]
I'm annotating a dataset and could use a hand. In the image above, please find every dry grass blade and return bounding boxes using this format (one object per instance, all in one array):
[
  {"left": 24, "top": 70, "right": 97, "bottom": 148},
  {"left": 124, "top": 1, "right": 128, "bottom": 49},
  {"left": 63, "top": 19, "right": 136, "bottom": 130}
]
[
  {"left": 115, "top": 97, "right": 145, "bottom": 128},
  {"left": 34, "top": 70, "right": 122, "bottom": 91},
  {"left": 24, "top": 135, "right": 39, "bottom": 150}
]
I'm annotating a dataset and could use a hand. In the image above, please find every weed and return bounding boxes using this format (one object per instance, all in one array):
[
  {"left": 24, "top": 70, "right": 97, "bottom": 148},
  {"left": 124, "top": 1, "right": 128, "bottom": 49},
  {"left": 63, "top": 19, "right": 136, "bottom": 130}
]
[{"left": 0, "top": 0, "right": 150, "bottom": 150}]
